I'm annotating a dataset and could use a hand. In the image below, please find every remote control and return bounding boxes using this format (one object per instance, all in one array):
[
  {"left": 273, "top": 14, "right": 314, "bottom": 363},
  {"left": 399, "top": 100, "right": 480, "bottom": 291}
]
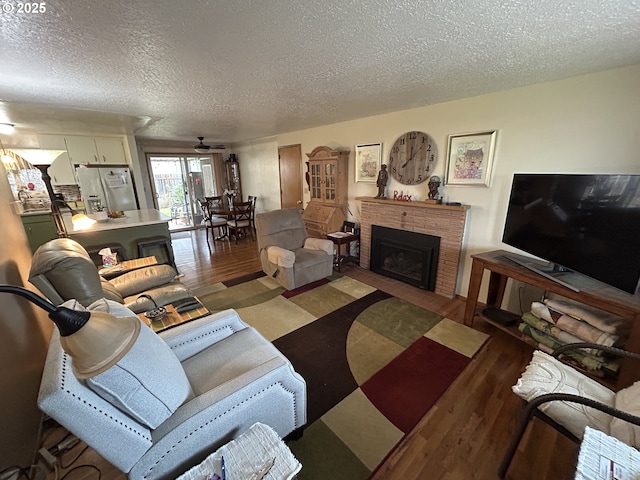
[
  {"left": 176, "top": 301, "right": 202, "bottom": 313},
  {"left": 173, "top": 297, "right": 198, "bottom": 308}
]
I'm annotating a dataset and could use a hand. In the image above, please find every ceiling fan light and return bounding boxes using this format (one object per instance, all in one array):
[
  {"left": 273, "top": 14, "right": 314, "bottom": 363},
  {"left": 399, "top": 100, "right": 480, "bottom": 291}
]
[{"left": 194, "top": 136, "right": 210, "bottom": 153}]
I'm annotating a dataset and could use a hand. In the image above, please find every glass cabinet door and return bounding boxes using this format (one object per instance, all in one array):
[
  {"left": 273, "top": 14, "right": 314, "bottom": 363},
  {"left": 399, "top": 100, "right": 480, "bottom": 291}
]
[
  {"left": 324, "top": 161, "right": 337, "bottom": 201},
  {"left": 310, "top": 162, "right": 322, "bottom": 200}
]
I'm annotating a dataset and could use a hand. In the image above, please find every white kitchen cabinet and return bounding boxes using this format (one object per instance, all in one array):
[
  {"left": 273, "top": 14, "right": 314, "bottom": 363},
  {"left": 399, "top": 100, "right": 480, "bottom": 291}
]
[
  {"left": 94, "top": 137, "right": 127, "bottom": 165},
  {"left": 37, "top": 134, "right": 67, "bottom": 150},
  {"left": 64, "top": 136, "right": 100, "bottom": 164},
  {"left": 64, "top": 136, "right": 128, "bottom": 165},
  {"left": 48, "top": 153, "right": 77, "bottom": 185}
]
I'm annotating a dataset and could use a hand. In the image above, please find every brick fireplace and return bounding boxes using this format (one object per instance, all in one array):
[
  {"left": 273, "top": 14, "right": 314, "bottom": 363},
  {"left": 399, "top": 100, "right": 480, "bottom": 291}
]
[{"left": 357, "top": 197, "right": 469, "bottom": 298}]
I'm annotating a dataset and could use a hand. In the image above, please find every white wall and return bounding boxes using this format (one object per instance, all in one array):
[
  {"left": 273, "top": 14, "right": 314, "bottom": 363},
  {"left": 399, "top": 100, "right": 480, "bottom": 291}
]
[
  {"left": 240, "top": 64, "right": 640, "bottom": 298},
  {"left": 233, "top": 137, "right": 282, "bottom": 214}
]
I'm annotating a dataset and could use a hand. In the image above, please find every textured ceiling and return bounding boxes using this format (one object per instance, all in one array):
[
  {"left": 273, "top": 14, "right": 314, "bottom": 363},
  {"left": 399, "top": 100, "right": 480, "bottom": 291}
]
[{"left": 0, "top": 0, "right": 639, "bottom": 144}]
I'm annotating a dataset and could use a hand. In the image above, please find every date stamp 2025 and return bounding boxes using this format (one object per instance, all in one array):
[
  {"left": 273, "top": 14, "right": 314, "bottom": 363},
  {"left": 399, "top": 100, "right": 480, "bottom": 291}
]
[{"left": 1, "top": 2, "right": 47, "bottom": 14}]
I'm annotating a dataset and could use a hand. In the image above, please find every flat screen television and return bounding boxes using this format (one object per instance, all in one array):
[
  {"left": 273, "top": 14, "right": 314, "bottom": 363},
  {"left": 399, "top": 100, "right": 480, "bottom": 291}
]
[{"left": 501, "top": 173, "right": 640, "bottom": 295}]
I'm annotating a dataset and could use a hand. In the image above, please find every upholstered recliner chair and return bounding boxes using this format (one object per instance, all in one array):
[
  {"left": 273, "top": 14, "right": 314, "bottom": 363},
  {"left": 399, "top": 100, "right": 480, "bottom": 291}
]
[
  {"left": 255, "top": 208, "right": 334, "bottom": 290},
  {"left": 29, "top": 238, "right": 191, "bottom": 313},
  {"left": 38, "top": 300, "right": 307, "bottom": 480}
]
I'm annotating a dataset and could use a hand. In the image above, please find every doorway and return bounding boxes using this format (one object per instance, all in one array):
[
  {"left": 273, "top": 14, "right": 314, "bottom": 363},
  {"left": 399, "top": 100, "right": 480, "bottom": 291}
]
[
  {"left": 278, "top": 144, "right": 303, "bottom": 209},
  {"left": 147, "top": 155, "right": 217, "bottom": 231}
]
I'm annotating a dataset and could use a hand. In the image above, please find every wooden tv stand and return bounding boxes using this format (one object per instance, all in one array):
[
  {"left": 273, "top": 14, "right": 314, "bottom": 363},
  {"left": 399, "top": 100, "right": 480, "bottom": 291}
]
[{"left": 464, "top": 250, "right": 640, "bottom": 388}]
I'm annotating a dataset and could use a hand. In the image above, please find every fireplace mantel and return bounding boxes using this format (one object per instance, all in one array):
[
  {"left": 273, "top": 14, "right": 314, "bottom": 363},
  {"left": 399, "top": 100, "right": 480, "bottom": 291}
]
[
  {"left": 355, "top": 197, "right": 470, "bottom": 212},
  {"left": 357, "top": 197, "right": 469, "bottom": 298}
]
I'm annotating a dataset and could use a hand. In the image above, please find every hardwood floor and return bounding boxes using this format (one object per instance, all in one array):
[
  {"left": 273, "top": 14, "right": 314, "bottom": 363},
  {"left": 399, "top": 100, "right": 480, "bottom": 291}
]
[{"left": 43, "top": 228, "right": 578, "bottom": 480}]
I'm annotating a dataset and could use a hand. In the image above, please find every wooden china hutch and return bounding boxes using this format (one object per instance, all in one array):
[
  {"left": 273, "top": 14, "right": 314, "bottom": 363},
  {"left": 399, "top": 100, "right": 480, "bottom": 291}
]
[{"left": 302, "top": 146, "right": 350, "bottom": 238}]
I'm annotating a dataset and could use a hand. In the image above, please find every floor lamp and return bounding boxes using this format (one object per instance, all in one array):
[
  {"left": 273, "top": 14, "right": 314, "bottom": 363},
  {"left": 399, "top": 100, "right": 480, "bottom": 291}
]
[{"left": 32, "top": 162, "right": 68, "bottom": 236}]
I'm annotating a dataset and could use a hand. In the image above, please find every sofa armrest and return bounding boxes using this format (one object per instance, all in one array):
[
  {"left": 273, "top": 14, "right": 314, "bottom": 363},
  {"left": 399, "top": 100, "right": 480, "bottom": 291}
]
[
  {"left": 109, "top": 265, "right": 178, "bottom": 298},
  {"left": 266, "top": 246, "right": 295, "bottom": 268},
  {"left": 158, "top": 309, "right": 249, "bottom": 361},
  {"left": 39, "top": 331, "right": 152, "bottom": 473},
  {"left": 304, "top": 237, "right": 334, "bottom": 256}
]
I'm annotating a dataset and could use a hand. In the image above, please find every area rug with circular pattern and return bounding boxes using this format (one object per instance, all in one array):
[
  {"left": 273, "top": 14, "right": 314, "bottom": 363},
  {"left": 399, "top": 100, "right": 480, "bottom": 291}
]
[{"left": 194, "top": 271, "right": 489, "bottom": 480}]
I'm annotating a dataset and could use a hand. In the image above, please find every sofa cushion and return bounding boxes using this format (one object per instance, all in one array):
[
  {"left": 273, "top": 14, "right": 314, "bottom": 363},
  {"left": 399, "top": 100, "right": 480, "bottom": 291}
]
[
  {"left": 256, "top": 208, "right": 308, "bottom": 252},
  {"left": 101, "top": 278, "right": 125, "bottom": 303},
  {"left": 85, "top": 323, "right": 194, "bottom": 429},
  {"left": 512, "top": 350, "right": 615, "bottom": 440},
  {"left": 109, "top": 264, "right": 178, "bottom": 298},
  {"left": 611, "top": 381, "right": 640, "bottom": 447},
  {"left": 66, "top": 299, "right": 193, "bottom": 429},
  {"left": 31, "top": 244, "right": 105, "bottom": 306}
]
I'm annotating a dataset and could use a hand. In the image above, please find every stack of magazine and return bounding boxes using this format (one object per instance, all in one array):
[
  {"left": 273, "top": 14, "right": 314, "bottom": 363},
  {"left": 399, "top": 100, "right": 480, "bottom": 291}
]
[{"left": 575, "top": 427, "right": 640, "bottom": 480}]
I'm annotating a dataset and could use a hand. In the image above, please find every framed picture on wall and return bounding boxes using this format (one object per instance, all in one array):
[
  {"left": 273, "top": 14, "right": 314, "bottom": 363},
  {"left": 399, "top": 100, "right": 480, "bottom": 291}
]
[
  {"left": 355, "top": 143, "right": 382, "bottom": 183},
  {"left": 444, "top": 131, "right": 497, "bottom": 187}
]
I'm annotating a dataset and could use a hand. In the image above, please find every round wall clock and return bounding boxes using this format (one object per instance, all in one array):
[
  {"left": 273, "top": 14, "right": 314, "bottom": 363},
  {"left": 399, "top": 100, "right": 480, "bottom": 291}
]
[{"left": 388, "top": 131, "right": 437, "bottom": 185}]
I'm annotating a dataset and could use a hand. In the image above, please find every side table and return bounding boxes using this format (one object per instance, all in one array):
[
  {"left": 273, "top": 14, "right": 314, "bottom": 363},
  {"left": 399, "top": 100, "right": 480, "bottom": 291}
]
[
  {"left": 327, "top": 231, "right": 360, "bottom": 272},
  {"left": 176, "top": 422, "right": 302, "bottom": 480},
  {"left": 137, "top": 299, "right": 210, "bottom": 332}
]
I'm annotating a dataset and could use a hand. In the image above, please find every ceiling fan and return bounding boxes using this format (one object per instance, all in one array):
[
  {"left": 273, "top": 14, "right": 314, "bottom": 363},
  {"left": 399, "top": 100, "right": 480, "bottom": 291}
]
[{"left": 193, "top": 137, "right": 225, "bottom": 153}]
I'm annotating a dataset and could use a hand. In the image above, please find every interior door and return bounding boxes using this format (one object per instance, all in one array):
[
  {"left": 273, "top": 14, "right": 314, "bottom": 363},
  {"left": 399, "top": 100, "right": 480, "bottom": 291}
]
[{"left": 278, "top": 144, "right": 303, "bottom": 209}]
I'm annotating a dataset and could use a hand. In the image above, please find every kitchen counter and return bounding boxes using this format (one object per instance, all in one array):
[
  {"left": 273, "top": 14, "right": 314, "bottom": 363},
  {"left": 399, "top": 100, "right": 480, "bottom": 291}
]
[
  {"left": 63, "top": 209, "right": 170, "bottom": 233},
  {"left": 19, "top": 209, "right": 54, "bottom": 216},
  {"left": 62, "top": 209, "right": 174, "bottom": 263}
]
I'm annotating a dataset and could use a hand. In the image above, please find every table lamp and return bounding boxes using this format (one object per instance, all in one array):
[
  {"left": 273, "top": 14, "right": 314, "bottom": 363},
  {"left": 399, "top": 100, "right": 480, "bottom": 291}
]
[{"left": 0, "top": 285, "right": 140, "bottom": 378}]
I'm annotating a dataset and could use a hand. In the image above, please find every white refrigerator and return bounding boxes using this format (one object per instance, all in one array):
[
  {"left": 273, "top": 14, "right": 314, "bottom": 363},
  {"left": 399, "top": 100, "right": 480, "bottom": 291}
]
[{"left": 76, "top": 167, "right": 138, "bottom": 214}]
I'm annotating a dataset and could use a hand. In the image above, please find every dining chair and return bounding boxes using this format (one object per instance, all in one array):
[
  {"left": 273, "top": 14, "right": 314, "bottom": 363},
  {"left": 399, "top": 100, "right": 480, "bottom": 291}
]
[
  {"left": 198, "top": 198, "right": 228, "bottom": 245},
  {"left": 247, "top": 195, "right": 257, "bottom": 232},
  {"left": 226, "top": 200, "right": 254, "bottom": 244}
]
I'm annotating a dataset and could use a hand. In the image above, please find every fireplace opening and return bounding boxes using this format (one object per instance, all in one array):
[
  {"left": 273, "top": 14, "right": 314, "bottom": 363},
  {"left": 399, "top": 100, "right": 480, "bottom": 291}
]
[{"left": 370, "top": 225, "right": 440, "bottom": 290}]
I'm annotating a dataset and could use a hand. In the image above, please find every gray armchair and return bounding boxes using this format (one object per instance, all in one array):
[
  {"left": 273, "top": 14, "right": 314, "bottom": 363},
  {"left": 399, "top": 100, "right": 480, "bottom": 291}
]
[
  {"left": 38, "top": 302, "right": 307, "bottom": 480},
  {"left": 29, "top": 238, "right": 191, "bottom": 313},
  {"left": 255, "top": 208, "right": 334, "bottom": 290}
]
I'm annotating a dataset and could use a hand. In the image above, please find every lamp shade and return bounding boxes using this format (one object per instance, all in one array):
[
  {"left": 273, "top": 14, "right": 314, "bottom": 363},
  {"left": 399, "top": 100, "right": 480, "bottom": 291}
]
[
  {"left": 72, "top": 213, "right": 96, "bottom": 231},
  {"left": 61, "top": 310, "right": 141, "bottom": 379}
]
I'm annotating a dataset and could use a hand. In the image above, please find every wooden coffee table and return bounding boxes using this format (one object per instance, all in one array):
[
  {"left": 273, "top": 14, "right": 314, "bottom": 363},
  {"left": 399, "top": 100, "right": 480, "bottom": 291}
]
[{"left": 138, "top": 299, "right": 210, "bottom": 332}]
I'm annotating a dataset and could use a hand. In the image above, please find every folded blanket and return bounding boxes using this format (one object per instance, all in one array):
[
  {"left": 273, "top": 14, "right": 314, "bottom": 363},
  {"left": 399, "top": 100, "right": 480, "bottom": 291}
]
[
  {"left": 518, "top": 323, "right": 620, "bottom": 377},
  {"left": 543, "top": 297, "right": 630, "bottom": 336},
  {"left": 521, "top": 312, "right": 599, "bottom": 355},
  {"left": 530, "top": 302, "right": 620, "bottom": 347}
]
